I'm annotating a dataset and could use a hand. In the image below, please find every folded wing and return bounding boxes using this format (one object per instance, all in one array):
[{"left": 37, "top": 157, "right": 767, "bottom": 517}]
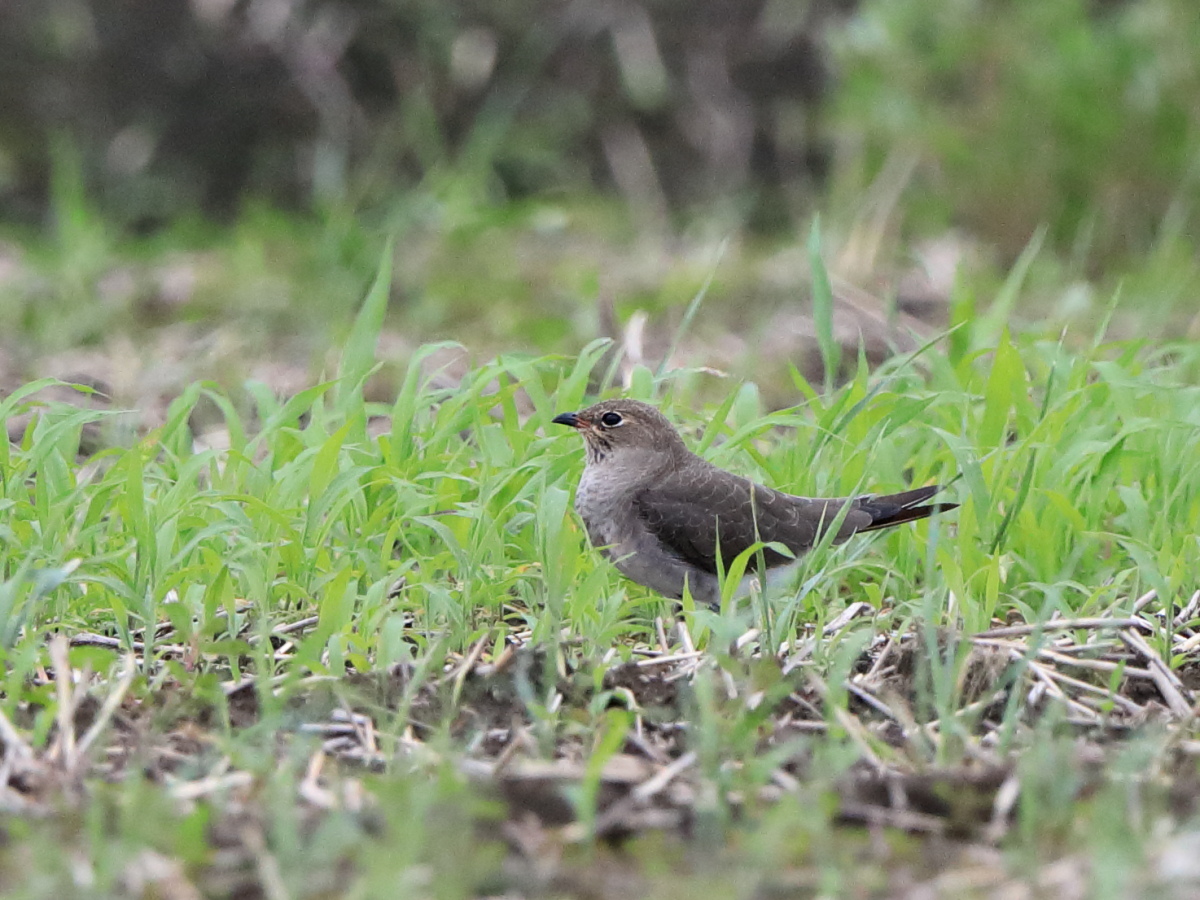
[{"left": 634, "top": 471, "right": 954, "bottom": 577}]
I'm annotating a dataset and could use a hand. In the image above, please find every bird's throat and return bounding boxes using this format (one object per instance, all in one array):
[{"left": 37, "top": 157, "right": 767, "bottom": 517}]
[{"left": 585, "top": 438, "right": 613, "bottom": 464}]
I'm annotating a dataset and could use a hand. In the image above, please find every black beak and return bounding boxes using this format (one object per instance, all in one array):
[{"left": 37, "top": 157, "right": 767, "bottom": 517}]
[{"left": 552, "top": 412, "right": 580, "bottom": 427}]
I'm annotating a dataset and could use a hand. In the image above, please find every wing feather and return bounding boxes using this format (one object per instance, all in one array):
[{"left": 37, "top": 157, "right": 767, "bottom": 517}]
[
  {"left": 633, "top": 463, "right": 955, "bottom": 576},
  {"left": 632, "top": 465, "right": 864, "bottom": 576}
]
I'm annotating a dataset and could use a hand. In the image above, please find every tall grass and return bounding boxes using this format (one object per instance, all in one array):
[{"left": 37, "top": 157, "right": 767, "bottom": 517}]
[{"left": 0, "top": 250, "right": 1196, "bottom": 895}]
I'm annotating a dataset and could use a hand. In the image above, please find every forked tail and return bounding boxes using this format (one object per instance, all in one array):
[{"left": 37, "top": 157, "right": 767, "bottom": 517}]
[{"left": 856, "top": 484, "right": 959, "bottom": 532}]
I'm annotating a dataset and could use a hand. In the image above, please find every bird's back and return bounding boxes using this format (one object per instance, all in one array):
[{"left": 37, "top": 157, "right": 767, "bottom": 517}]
[{"left": 632, "top": 459, "right": 859, "bottom": 578}]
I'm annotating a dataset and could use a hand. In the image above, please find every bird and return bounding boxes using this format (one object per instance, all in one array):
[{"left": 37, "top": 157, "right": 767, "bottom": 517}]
[{"left": 552, "top": 398, "right": 957, "bottom": 608}]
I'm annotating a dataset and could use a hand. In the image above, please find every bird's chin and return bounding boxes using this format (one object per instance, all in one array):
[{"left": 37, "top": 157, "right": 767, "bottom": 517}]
[{"left": 583, "top": 440, "right": 612, "bottom": 464}]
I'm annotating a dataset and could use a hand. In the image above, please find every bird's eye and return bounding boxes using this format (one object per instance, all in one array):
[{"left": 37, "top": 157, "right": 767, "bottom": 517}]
[{"left": 600, "top": 411, "right": 624, "bottom": 427}]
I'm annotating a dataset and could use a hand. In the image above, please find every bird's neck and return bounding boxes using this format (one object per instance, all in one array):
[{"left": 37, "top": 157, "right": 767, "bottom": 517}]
[{"left": 584, "top": 442, "right": 690, "bottom": 487}]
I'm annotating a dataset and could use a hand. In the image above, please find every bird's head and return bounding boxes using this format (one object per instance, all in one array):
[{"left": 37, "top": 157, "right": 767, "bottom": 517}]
[{"left": 552, "top": 399, "right": 688, "bottom": 467}]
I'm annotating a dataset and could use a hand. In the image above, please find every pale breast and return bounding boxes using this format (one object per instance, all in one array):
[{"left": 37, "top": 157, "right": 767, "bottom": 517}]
[
  {"left": 574, "top": 466, "right": 626, "bottom": 548},
  {"left": 573, "top": 461, "right": 728, "bottom": 606}
]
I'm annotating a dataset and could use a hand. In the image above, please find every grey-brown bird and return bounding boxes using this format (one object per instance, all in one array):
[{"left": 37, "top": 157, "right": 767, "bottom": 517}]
[{"left": 553, "top": 399, "right": 957, "bottom": 608}]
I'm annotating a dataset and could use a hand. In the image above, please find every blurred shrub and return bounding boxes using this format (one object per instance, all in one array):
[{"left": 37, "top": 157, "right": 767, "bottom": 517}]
[
  {"left": 833, "top": 0, "right": 1200, "bottom": 268},
  {"left": 0, "top": 0, "right": 850, "bottom": 230}
]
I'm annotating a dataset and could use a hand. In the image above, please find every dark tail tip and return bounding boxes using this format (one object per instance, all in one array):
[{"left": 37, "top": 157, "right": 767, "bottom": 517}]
[{"left": 858, "top": 484, "right": 959, "bottom": 532}]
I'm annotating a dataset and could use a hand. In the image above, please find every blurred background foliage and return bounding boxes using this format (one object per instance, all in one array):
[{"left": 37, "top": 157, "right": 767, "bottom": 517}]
[
  {"left": 831, "top": 0, "right": 1200, "bottom": 268},
  {"left": 0, "top": 0, "right": 847, "bottom": 228},
  {"left": 2, "top": 0, "right": 1195, "bottom": 254},
  {"left": 0, "top": 0, "right": 1197, "bottom": 395}
]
